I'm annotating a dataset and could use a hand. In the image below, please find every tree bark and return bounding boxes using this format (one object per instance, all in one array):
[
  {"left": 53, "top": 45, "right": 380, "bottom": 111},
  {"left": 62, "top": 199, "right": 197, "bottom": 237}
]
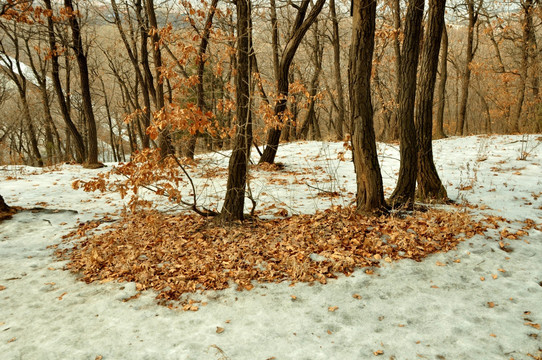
[
  {"left": 145, "top": 0, "right": 172, "bottom": 157},
  {"left": 219, "top": 0, "right": 251, "bottom": 222},
  {"left": 433, "top": 26, "right": 448, "bottom": 139},
  {"left": 415, "top": 0, "right": 448, "bottom": 203},
  {"left": 389, "top": 0, "right": 425, "bottom": 209},
  {"left": 0, "top": 194, "right": 11, "bottom": 212},
  {"left": 259, "top": 0, "right": 326, "bottom": 164},
  {"left": 349, "top": 0, "right": 387, "bottom": 215},
  {"left": 386, "top": 0, "right": 402, "bottom": 142},
  {"left": 455, "top": 0, "right": 480, "bottom": 135},
  {"left": 64, "top": 0, "right": 101, "bottom": 167},
  {"left": 510, "top": 0, "right": 536, "bottom": 133},
  {"left": 185, "top": 0, "right": 220, "bottom": 159},
  {"left": 329, "top": 0, "right": 345, "bottom": 140}
]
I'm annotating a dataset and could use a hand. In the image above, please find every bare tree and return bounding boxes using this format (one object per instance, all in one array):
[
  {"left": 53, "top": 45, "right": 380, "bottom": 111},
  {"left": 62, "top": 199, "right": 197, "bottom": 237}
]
[
  {"left": 349, "top": 0, "right": 387, "bottom": 215},
  {"left": 259, "top": 0, "right": 326, "bottom": 164},
  {"left": 416, "top": 0, "right": 448, "bottom": 202},
  {"left": 389, "top": 0, "right": 425, "bottom": 208},
  {"left": 219, "top": 0, "right": 251, "bottom": 222}
]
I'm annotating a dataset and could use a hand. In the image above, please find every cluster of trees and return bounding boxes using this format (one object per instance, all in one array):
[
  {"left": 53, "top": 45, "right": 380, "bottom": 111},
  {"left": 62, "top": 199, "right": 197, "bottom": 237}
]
[{"left": 0, "top": 0, "right": 540, "bottom": 220}]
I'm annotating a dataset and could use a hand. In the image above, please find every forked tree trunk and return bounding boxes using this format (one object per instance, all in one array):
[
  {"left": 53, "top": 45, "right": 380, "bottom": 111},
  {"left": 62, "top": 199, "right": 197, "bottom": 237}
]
[
  {"left": 185, "top": 0, "right": 219, "bottom": 159},
  {"left": 259, "top": 0, "right": 326, "bottom": 164},
  {"left": 415, "top": 0, "right": 448, "bottom": 203},
  {"left": 349, "top": 0, "right": 387, "bottom": 215},
  {"left": 389, "top": 0, "right": 425, "bottom": 209},
  {"left": 44, "top": 0, "right": 85, "bottom": 163},
  {"left": 64, "top": 0, "right": 101, "bottom": 167},
  {"left": 219, "top": 0, "right": 251, "bottom": 222}
]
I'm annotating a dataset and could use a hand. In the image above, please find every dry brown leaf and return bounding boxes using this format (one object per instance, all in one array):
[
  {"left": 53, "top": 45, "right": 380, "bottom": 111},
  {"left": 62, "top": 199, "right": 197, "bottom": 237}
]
[
  {"left": 488, "top": 302, "right": 495, "bottom": 308},
  {"left": 7, "top": 337, "right": 16, "bottom": 343},
  {"left": 291, "top": 295, "right": 297, "bottom": 300},
  {"left": 328, "top": 306, "right": 339, "bottom": 312},
  {"left": 352, "top": 294, "right": 362, "bottom": 300},
  {"left": 327, "top": 330, "right": 332, "bottom": 335},
  {"left": 436, "top": 261, "right": 446, "bottom": 266},
  {"left": 524, "top": 322, "right": 541, "bottom": 330},
  {"left": 58, "top": 292, "right": 67, "bottom": 300},
  {"left": 480, "top": 277, "right": 486, "bottom": 281},
  {"left": 492, "top": 274, "right": 498, "bottom": 280},
  {"left": 216, "top": 327, "right": 224, "bottom": 334},
  {"left": 0, "top": 285, "right": 6, "bottom": 291},
  {"left": 58, "top": 208, "right": 493, "bottom": 304},
  {"left": 373, "top": 350, "right": 384, "bottom": 356},
  {"left": 490, "top": 333, "right": 497, "bottom": 337}
]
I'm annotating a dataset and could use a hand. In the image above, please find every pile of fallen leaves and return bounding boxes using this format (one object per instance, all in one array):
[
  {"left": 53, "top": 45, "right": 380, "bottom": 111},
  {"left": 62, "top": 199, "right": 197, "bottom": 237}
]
[{"left": 61, "top": 208, "right": 490, "bottom": 303}]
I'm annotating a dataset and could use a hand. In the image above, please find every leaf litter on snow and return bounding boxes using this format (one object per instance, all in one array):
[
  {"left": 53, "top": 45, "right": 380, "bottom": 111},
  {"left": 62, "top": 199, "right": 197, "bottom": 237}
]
[{"left": 58, "top": 206, "right": 509, "bottom": 305}]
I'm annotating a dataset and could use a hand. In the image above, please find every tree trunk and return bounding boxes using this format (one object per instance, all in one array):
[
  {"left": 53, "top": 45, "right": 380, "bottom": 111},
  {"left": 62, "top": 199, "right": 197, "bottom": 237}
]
[
  {"left": 329, "top": 0, "right": 345, "bottom": 140},
  {"left": 456, "top": 0, "right": 479, "bottom": 135},
  {"left": 389, "top": 0, "right": 425, "bottom": 209},
  {"left": 64, "top": 0, "right": 101, "bottom": 167},
  {"left": 185, "top": 0, "right": 219, "bottom": 159},
  {"left": 415, "top": 0, "right": 448, "bottom": 203},
  {"left": 0, "top": 195, "right": 11, "bottom": 212},
  {"left": 219, "top": 0, "right": 251, "bottom": 222},
  {"left": 386, "top": 0, "right": 402, "bottom": 142},
  {"left": 259, "top": 0, "right": 326, "bottom": 164},
  {"left": 145, "top": 0, "right": 172, "bottom": 157},
  {"left": 349, "top": 0, "right": 387, "bottom": 215},
  {"left": 510, "top": 0, "right": 535, "bottom": 133},
  {"left": 433, "top": 26, "right": 448, "bottom": 139}
]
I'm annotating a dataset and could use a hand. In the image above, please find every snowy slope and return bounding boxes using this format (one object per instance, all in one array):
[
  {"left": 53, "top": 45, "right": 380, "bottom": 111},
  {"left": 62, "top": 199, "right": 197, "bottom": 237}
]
[{"left": 0, "top": 134, "right": 541, "bottom": 359}]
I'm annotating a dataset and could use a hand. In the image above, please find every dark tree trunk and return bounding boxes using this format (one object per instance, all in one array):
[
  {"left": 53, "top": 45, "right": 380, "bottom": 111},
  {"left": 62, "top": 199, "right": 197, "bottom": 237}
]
[
  {"left": 298, "top": 20, "right": 323, "bottom": 140},
  {"left": 349, "top": 0, "right": 387, "bottom": 215},
  {"left": 185, "top": 0, "right": 219, "bottom": 159},
  {"left": 510, "top": 0, "right": 535, "bottom": 133},
  {"left": 389, "top": 0, "right": 425, "bottom": 209},
  {"left": 386, "top": 0, "right": 402, "bottom": 142},
  {"left": 219, "top": 0, "right": 251, "bottom": 222},
  {"left": 0, "top": 195, "right": 11, "bottom": 212},
  {"left": 415, "top": 0, "right": 448, "bottom": 203},
  {"left": 145, "top": 0, "right": 172, "bottom": 157},
  {"left": 259, "top": 0, "right": 326, "bottom": 164},
  {"left": 64, "top": 0, "right": 101, "bottom": 167},
  {"left": 456, "top": 0, "right": 480, "bottom": 135},
  {"left": 434, "top": 26, "right": 448, "bottom": 139},
  {"left": 329, "top": 0, "right": 345, "bottom": 140},
  {"left": 110, "top": 0, "right": 151, "bottom": 149}
]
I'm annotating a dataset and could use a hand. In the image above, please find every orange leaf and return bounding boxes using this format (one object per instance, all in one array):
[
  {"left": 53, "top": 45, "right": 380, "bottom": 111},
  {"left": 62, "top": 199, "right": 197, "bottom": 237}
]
[
  {"left": 328, "top": 306, "right": 339, "bottom": 312},
  {"left": 373, "top": 350, "right": 384, "bottom": 356},
  {"left": 524, "top": 322, "right": 541, "bottom": 330}
]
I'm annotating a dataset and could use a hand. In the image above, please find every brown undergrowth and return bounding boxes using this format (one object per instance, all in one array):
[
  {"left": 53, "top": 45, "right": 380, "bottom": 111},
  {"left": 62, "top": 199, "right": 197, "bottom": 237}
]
[{"left": 58, "top": 207, "right": 497, "bottom": 305}]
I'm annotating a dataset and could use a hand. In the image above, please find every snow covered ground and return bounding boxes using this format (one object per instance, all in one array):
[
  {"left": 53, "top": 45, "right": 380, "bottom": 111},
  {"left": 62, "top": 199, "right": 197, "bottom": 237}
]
[{"left": 1, "top": 134, "right": 541, "bottom": 359}]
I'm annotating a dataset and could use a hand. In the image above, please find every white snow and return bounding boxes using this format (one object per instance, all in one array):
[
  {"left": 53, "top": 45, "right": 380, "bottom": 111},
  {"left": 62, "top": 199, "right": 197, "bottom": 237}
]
[{"left": 1, "top": 134, "right": 541, "bottom": 359}]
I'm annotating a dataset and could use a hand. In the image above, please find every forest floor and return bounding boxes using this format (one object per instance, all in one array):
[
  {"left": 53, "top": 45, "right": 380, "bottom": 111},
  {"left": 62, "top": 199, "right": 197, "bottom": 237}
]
[{"left": 0, "top": 134, "right": 541, "bottom": 359}]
